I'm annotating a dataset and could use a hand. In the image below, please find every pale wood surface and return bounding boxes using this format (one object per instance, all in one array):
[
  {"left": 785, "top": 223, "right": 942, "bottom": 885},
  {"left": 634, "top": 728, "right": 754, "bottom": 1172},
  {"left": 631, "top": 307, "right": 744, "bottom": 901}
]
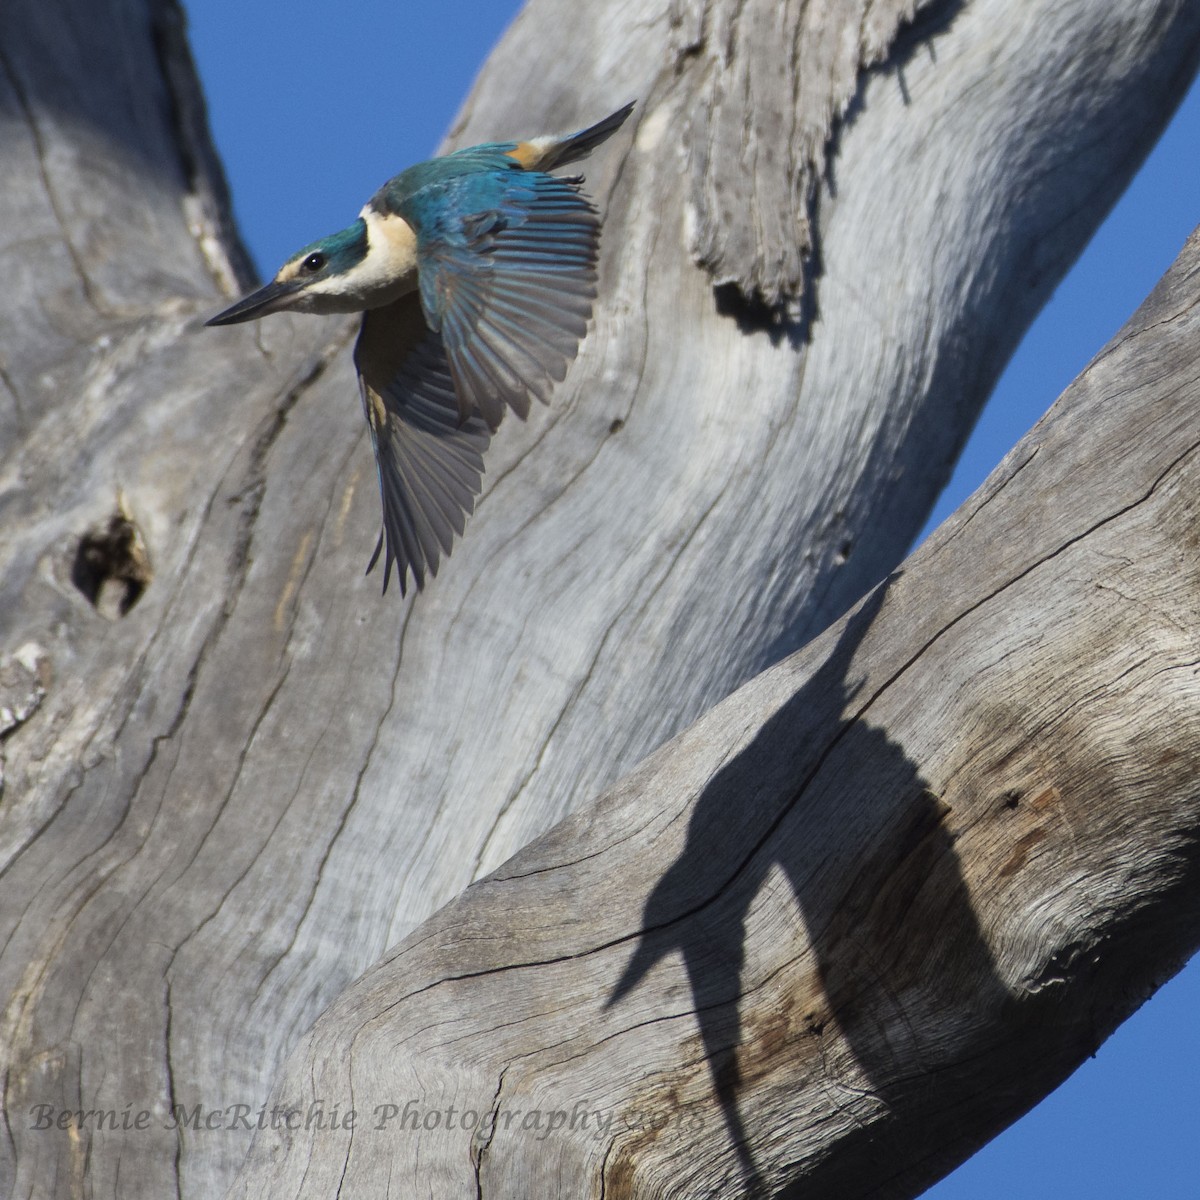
[
  {"left": 1, "top": 0, "right": 1198, "bottom": 1197},
  {"left": 228, "top": 224, "right": 1200, "bottom": 1197}
]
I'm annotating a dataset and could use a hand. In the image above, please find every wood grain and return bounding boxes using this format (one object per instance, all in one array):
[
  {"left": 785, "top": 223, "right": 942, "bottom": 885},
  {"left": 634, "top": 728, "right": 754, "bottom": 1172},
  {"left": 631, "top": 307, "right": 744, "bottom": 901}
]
[
  {"left": 228, "top": 226, "right": 1200, "bottom": 1196},
  {"left": 1, "top": 0, "right": 1198, "bottom": 1197}
]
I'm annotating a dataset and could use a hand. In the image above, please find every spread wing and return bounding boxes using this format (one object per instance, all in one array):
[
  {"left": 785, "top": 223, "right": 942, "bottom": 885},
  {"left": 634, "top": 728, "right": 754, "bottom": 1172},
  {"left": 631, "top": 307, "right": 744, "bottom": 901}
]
[
  {"left": 415, "top": 171, "right": 601, "bottom": 430},
  {"left": 353, "top": 293, "right": 491, "bottom": 595}
]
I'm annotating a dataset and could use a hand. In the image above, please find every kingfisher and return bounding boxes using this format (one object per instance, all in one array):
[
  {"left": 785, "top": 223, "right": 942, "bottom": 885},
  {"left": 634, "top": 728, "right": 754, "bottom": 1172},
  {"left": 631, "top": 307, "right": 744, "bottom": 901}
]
[{"left": 208, "top": 102, "right": 634, "bottom": 594}]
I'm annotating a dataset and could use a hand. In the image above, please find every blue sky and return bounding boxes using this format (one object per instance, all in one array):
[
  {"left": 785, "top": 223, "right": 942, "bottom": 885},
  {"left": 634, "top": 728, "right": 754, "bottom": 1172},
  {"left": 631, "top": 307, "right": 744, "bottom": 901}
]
[{"left": 184, "top": 3, "right": 1200, "bottom": 1194}]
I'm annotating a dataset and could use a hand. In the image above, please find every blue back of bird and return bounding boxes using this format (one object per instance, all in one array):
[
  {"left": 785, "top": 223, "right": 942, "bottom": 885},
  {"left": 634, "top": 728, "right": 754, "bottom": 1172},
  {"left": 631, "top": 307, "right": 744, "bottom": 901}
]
[{"left": 373, "top": 143, "right": 525, "bottom": 233}]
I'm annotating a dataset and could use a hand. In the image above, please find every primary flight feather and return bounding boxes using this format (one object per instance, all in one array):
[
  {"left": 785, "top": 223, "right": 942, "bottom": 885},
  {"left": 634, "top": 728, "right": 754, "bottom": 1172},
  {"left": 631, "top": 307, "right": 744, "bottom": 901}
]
[{"left": 208, "top": 102, "right": 633, "bottom": 594}]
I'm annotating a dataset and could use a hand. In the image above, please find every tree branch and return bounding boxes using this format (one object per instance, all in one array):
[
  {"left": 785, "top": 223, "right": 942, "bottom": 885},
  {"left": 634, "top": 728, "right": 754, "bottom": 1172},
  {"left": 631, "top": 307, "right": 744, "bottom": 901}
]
[
  {"left": 227, "top": 225, "right": 1200, "bottom": 1198},
  {"left": 1, "top": 0, "right": 1198, "bottom": 1197}
]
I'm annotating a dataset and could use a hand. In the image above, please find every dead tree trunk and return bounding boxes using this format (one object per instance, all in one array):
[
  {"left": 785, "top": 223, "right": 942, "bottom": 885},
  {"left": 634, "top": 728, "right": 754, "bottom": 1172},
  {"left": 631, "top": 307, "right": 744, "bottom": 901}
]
[
  {"left": 0, "top": 1, "right": 1197, "bottom": 1198},
  {"left": 226, "top": 229, "right": 1200, "bottom": 1200}
]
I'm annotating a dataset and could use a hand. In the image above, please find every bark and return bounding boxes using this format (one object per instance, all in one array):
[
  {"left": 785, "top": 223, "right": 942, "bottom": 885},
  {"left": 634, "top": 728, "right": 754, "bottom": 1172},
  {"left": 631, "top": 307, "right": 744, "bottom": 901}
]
[
  {"left": 0, "top": 0, "right": 1197, "bottom": 1198},
  {"left": 227, "top": 228, "right": 1200, "bottom": 1200}
]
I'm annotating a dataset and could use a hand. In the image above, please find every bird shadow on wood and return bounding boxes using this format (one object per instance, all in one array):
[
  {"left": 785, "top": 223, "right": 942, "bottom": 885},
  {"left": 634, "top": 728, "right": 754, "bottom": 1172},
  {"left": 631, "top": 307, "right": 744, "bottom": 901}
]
[{"left": 607, "top": 573, "right": 1006, "bottom": 1197}]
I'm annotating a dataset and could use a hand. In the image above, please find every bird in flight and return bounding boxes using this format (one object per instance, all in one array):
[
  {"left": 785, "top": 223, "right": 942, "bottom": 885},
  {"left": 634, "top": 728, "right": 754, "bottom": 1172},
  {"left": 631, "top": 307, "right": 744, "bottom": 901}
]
[{"left": 208, "top": 102, "right": 634, "bottom": 594}]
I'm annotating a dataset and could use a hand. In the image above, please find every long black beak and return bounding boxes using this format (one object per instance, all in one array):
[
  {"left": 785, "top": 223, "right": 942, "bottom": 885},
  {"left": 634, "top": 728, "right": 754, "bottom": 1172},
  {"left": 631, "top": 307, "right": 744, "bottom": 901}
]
[{"left": 205, "top": 278, "right": 303, "bottom": 326}]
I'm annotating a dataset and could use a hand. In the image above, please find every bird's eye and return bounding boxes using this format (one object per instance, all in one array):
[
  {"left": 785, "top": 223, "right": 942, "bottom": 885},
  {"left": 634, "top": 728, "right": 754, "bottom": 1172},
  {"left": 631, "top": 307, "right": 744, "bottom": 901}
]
[{"left": 301, "top": 252, "right": 326, "bottom": 273}]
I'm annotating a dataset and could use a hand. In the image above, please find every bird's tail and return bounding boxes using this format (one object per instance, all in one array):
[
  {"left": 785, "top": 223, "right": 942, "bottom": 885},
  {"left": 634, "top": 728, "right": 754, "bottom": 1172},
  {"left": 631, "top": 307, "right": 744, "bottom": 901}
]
[{"left": 526, "top": 101, "right": 635, "bottom": 172}]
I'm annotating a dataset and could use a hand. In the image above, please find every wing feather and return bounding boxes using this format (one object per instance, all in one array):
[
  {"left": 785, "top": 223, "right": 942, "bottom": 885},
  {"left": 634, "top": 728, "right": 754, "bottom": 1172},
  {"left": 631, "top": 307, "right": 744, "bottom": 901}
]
[
  {"left": 415, "top": 172, "right": 601, "bottom": 429},
  {"left": 354, "top": 294, "right": 490, "bottom": 595}
]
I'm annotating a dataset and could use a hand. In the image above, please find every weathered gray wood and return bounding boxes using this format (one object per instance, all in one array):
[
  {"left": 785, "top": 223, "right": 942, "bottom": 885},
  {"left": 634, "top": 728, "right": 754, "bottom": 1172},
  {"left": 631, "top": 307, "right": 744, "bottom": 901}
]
[
  {"left": 1, "top": 0, "right": 1198, "bottom": 1197},
  {"left": 225, "top": 225, "right": 1200, "bottom": 1197},
  {"left": 671, "top": 0, "right": 937, "bottom": 304}
]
